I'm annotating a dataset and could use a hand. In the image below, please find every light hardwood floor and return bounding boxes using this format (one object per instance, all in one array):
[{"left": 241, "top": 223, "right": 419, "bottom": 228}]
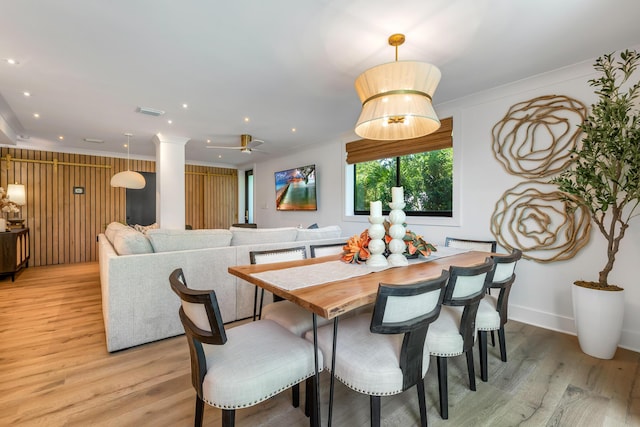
[{"left": 1, "top": 263, "right": 639, "bottom": 427}]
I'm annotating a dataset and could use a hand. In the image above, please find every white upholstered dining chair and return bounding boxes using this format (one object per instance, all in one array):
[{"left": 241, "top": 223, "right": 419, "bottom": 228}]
[
  {"left": 309, "top": 271, "right": 449, "bottom": 427},
  {"left": 250, "top": 247, "right": 332, "bottom": 337},
  {"left": 309, "top": 242, "right": 347, "bottom": 258},
  {"left": 444, "top": 237, "right": 497, "bottom": 253},
  {"left": 476, "top": 248, "right": 522, "bottom": 381},
  {"left": 169, "top": 268, "right": 320, "bottom": 427},
  {"left": 426, "top": 258, "right": 494, "bottom": 419}
]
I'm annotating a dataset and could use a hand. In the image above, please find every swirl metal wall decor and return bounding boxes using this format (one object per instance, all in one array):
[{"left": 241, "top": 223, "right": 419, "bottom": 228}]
[
  {"left": 490, "top": 94, "right": 590, "bottom": 262},
  {"left": 491, "top": 95, "right": 586, "bottom": 178},
  {"left": 491, "top": 181, "right": 591, "bottom": 263}
]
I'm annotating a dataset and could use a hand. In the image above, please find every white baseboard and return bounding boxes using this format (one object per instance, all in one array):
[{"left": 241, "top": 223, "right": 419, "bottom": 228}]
[{"left": 509, "top": 304, "right": 640, "bottom": 354}]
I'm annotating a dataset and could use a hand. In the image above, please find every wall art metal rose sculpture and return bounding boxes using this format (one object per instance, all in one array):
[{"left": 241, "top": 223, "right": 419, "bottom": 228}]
[
  {"left": 490, "top": 94, "right": 591, "bottom": 262},
  {"left": 491, "top": 181, "right": 591, "bottom": 263},
  {"left": 492, "top": 95, "right": 587, "bottom": 178}
]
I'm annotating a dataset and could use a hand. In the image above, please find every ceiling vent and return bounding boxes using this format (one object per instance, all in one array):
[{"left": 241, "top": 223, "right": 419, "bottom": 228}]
[
  {"left": 83, "top": 138, "right": 104, "bottom": 143},
  {"left": 136, "top": 106, "right": 165, "bottom": 117}
]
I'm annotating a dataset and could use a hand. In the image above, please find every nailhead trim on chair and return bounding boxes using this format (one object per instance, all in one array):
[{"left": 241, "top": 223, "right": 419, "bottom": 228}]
[
  {"left": 205, "top": 372, "right": 316, "bottom": 409},
  {"left": 428, "top": 350, "right": 464, "bottom": 357}
]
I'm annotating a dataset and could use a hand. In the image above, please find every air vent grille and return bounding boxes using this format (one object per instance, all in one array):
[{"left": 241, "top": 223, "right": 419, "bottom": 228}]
[{"left": 136, "top": 106, "right": 165, "bottom": 117}]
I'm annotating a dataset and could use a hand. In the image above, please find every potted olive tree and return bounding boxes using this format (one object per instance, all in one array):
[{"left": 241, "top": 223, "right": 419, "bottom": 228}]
[{"left": 552, "top": 49, "right": 640, "bottom": 359}]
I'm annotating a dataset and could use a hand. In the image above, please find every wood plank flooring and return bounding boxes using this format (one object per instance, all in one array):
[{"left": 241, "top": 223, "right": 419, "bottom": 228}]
[{"left": 1, "top": 263, "right": 639, "bottom": 426}]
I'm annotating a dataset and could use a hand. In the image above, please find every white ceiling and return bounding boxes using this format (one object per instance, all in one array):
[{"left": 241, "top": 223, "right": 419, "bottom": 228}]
[{"left": 1, "top": 0, "right": 639, "bottom": 167}]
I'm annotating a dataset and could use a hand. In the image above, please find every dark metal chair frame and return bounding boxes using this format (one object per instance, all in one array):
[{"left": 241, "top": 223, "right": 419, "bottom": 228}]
[
  {"left": 309, "top": 242, "right": 347, "bottom": 258},
  {"left": 249, "top": 246, "right": 307, "bottom": 320},
  {"left": 169, "top": 268, "right": 316, "bottom": 427},
  {"left": 433, "top": 258, "right": 494, "bottom": 419},
  {"left": 478, "top": 248, "right": 522, "bottom": 382}
]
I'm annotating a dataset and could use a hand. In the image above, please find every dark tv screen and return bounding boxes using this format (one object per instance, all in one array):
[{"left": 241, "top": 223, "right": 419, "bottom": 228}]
[{"left": 274, "top": 164, "right": 317, "bottom": 211}]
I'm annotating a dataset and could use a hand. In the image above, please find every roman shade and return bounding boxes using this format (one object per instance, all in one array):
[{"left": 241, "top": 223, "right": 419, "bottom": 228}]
[{"left": 346, "top": 116, "right": 452, "bottom": 164}]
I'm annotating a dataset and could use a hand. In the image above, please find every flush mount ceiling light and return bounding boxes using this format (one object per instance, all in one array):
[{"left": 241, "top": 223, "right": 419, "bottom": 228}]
[
  {"left": 110, "top": 133, "right": 146, "bottom": 189},
  {"left": 354, "top": 33, "right": 441, "bottom": 141}
]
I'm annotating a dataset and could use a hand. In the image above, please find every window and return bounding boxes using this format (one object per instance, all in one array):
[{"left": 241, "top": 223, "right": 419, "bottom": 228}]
[
  {"left": 354, "top": 148, "right": 453, "bottom": 216},
  {"left": 347, "top": 116, "right": 453, "bottom": 218}
]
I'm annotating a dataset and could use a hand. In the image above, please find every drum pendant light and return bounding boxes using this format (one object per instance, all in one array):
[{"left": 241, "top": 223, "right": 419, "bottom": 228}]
[{"left": 354, "top": 33, "right": 442, "bottom": 141}]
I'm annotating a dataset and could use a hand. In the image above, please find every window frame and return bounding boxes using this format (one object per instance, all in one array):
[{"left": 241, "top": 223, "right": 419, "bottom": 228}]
[
  {"left": 352, "top": 150, "right": 453, "bottom": 217},
  {"left": 342, "top": 112, "right": 461, "bottom": 227}
]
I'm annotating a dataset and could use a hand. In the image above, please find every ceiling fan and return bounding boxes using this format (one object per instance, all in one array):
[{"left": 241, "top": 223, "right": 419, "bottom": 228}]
[{"left": 206, "top": 134, "right": 265, "bottom": 154}]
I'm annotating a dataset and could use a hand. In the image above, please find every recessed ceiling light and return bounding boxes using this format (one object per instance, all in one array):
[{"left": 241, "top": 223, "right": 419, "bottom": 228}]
[
  {"left": 218, "top": 155, "right": 222, "bottom": 158},
  {"left": 207, "top": 139, "right": 211, "bottom": 143},
  {"left": 167, "top": 119, "right": 172, "bottom": 124},
  {"left": 58, "top": 136, "right": 64, "bottom": 140},
  {"left": 244, "top": 117, "right": 250, "bottom": 123},
  {"left": 4, "top": 58, "right": 19, "bottom": 65},
  {"left": 23, "top": 91, "right": 31, "bottom": 97},
  {"left": 291, "top": 128, "right": 297, "bottom": 132},
  {"left": 182, "top": 103, "right": 188, "bottom": 109},
  {"left": 33, "top": 113, "right": 40, "bottom": 118}
]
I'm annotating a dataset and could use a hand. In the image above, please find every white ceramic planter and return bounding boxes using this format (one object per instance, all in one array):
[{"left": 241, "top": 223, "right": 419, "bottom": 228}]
[{"left": 572, "top": 283, "right": 625, "bottom": 359}]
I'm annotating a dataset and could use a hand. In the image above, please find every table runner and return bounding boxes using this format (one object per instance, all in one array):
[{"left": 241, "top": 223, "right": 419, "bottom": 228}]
[{"left": 252, "top": 246, "right": 469, "bottom": 291}]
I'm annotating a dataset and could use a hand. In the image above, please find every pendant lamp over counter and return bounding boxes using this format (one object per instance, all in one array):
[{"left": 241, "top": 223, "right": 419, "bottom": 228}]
[
  {"left": 354, "top": 33, "right": 441, "bottom": 141},
  {"left": 110, "top": 133, "right": 146, "bottom": 189}
]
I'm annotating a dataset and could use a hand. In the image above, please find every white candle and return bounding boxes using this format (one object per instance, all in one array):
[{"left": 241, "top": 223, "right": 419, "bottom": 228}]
[
  {"left": 392, "top": 187, "right": 404, "bottom": 204},
  {"left": 370, "top": 200, "right": 382, "bottom": 217}
]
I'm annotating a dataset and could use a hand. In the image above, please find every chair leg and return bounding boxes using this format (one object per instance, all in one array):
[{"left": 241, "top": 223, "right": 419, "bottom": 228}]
[
  {"left": 292, "top": 383, "right": 300, "bottom": 408},
  {"left": 436, "top": 356, "right": 448, "bottom": 420},
  {"left": 498, "top": 326, "right": 507, "bottom": 362},
  {"left": 194, "top": 395, "right": 205, "bottom": 427},
  {"left": 478, "top": 330, "right": 488, "bottom": 382},
  {"left": 370, "top": 395, "right": 381, "bottom": 427},
  {"left": 305, "top": 377, "right": 313, "bottom": 417},
  {"left": 252, "top": 287, "right": 259, "bottom": 321},
  {"left": 258, "top": 288, "right": 265, "bottom": 319},
  {"left": 465, "top": 349, "right": 476, "bottom": 391},
  {"left": 491, "top": 330, "right": 495, "bottom": 347},
  {"left": 417, "top": 379, "right": 428, "bottom": 427},
  {"left": 222, "top": 409, "right": 235, "bottom": 427}
]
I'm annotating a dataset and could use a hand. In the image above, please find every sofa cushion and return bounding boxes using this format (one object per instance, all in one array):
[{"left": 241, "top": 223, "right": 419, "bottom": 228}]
[
  {"left": 146, "top": 229, "right": 232, "bottom": 253},
  {"left": 105, "top": 222, "right": 129, "bottom": 244},
  {"left": 296, "top": 225, "right": 342, "bottom": 241},
  {"left": 230, "top": 227, "right": 298, "bottom": 246},
  {"left": 111, "top": 227, "right": 154, "bottom": 255},
  {"left": 133, "top": 222, "right": 160, "bottom": 233}
]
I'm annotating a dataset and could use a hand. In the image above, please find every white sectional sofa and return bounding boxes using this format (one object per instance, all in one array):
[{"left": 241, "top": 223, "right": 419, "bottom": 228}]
[{"left": 98, "top": 222, "right": 345, "bottom": 352}]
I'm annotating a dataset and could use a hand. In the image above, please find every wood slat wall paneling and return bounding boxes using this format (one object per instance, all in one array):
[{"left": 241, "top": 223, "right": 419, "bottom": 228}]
[{"left": 1, "top": 148, "right": 237, "bottom": 267}]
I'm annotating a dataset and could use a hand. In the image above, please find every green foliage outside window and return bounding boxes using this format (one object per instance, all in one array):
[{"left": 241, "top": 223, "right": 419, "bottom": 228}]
[{"left": 354, "top": 148, "right": 453, "bottom": 216}]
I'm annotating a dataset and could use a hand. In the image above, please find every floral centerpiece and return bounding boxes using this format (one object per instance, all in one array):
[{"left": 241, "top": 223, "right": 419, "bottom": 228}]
[
  {"left": 0, "top": 187, "right": 20, "bottom": 216},
  {"left": 342, "top": 220, "right": 436, "bottom": 264}
]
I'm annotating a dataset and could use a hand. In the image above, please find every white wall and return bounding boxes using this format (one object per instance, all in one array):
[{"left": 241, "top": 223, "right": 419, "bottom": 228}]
[{"left": 251, "top": 47, "right": 640, "bottom": 353}]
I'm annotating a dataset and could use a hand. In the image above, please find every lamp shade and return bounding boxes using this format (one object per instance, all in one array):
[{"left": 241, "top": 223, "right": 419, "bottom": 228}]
[
  {"left": 6, "top": 184, "right": 26, "bottom": 205},
  {"left": 110, "top": 170, "right": 146, "bottom": 189},
  {"left": 355, "top": 61, "right": 441, "bottom": 141}
]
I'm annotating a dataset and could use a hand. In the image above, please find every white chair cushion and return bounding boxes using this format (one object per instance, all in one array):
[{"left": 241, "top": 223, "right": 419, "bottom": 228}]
[
  {"left": 426, "top": 305, "right": 465, "bottom": 357},
  {"left": 262, "top": 300, "right": 331, "bottom": 337},
  {"left": 202, "top": 320, "right": 321, "bottom": 409},
  {"left": 476, "top": 295, "right": 500, "bottom": 331},
  {"left": 306, "top": 314, "right": 430, "bottom": 396}
]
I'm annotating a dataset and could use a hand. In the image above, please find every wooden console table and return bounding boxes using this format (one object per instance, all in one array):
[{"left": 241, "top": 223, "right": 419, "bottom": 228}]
[{"left": 0, "top": 228, "right": 30, "bottom": 281}]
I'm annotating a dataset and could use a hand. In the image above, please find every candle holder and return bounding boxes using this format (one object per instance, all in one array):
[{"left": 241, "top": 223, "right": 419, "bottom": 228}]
[
  {"left": 367, "top": 215, "right": 388, "bottom": 267},
  {"left": 387, "top": 201, "right": 408, "bottom": 266}
]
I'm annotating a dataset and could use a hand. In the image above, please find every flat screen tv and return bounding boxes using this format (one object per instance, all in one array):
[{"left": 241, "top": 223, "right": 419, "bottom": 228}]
[{"left": 274, "top": 164, "right": 317, "bottom": 211}]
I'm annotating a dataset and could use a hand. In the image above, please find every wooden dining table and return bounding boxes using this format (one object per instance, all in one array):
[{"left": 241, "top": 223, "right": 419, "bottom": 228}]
[{"left": 228, "top": 249, "right": 493, "bottom": 426}]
